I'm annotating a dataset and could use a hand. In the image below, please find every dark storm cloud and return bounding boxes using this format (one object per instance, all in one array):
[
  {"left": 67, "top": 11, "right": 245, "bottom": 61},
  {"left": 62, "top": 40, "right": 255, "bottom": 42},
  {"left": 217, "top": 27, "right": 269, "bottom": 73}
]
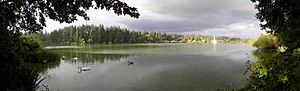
[
  {"left": 119, "top": 0, "right": 260, "bottom": 38},
  {"left": 149, "top": 0, "right": 256, "bottom": 20},
  {"left": 121, "top": 19, "right": 198, "bottom": 32}
]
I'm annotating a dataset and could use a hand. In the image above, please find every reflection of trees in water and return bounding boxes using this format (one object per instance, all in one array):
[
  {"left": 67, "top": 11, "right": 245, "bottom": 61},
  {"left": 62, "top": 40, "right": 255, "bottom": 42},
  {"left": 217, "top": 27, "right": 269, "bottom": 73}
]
[
  {"left": 54, "top": 51, "right": 132, "bottom": 64},
  {"left": 242, "top": 49, "right": 300, "bottom": 90},
  {"left": 74, "top": 53, "right": 131, "bottom": 64},
  {"left": 88, "top": 44, "right": 168, "bottom": 50},
  {"left": 31, "top": 61, "right": 61, "bottom": 74}
]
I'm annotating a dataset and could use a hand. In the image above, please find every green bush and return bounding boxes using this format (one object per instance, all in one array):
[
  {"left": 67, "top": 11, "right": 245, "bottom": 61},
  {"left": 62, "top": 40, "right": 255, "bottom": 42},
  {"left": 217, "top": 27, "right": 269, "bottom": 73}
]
[
  {"left": 242, "top": 50, "right": 300, "bottom": 91},
  {"left": 252, "top": 33, "right": 278, "bottom": 49},
  {"left": 19, "top": 34, "right": 60, "bottom": 63}
]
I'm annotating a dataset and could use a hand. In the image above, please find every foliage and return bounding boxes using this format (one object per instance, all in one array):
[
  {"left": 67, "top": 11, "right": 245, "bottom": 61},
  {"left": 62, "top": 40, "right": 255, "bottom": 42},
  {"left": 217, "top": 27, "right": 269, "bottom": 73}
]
[
  {"left": 242, "top": 38, "right": 251, "bottom": 43},
  {"left": 0, "top": 0, "right": 139, "bottom": 33},
  {"left": 40, "top": 24, "right": 244, "bottom": 45},
  {"left": 0, "top": 33, "right": 60, "bottom": 90},
  {"left": 19, "top": 34, "right": 60, "bottom": 63},
  {"left": 251, "top": 33, "right": 278, "bottom": 49},
  {"left": 250, "top": 0, "right": 300, "bottom": 32},
  {"left": 242, "top": 50, "right": 300, "bottom": 91},
  {"left": 277, "top": 29, "right": 300, "bottom": 50},
  {"left": 250, "top": 0, "right": 300, "bottom": 49},
  {"left": 243, "top": 0, "right": 300, "bottom": 90},
  {"left": 1, "top": 64, "right": 45, "bottom": 91},
  {"left": 19, "top": 34, "right": 44, "bottom": 63}
]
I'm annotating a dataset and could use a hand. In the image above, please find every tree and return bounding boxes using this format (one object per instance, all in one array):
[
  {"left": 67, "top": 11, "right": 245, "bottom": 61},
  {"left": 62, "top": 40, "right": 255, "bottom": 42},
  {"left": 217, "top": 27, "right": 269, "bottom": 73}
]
[
  {"left": 250, "top": 0, "right": 300, "bottom": 49},
  {"left": 245, "top": 0, "right": 300, "bottom": 90}
]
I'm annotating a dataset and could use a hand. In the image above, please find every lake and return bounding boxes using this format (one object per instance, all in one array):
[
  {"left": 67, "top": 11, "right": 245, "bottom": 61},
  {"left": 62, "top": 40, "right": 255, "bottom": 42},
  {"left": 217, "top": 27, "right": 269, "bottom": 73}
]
[{"left": 40, "top": 43, "right": 254, "bottom": 91}]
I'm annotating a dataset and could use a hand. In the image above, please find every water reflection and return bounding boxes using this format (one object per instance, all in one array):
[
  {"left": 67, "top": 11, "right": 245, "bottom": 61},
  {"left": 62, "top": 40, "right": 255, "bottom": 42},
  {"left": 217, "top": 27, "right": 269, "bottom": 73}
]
[
  {"left": 213, "top": 44, "right": 216, "bottom": 52},
  {"left": 32, "top": 61, "right": 61, "bottom": 74},
  {"left": 126, "top": 55, "right": 247, "bottom": 91},
  {"left": 39, "top": 44, "right": 253, "bottom": 91},
  {"left": 52, "top": 51, "right": 132, "bottom": 64}
]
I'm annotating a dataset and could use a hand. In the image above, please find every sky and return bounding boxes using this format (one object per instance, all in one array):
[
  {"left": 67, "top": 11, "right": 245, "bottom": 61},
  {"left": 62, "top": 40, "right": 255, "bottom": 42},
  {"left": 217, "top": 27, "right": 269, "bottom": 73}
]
[{"left": 44, "top": 0, "right": 263, "bottom": 39}]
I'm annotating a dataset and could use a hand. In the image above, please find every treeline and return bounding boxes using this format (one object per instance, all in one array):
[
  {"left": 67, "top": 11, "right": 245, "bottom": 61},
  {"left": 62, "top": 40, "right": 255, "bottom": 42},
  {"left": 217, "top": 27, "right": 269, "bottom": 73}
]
[{"left": 39, "top": 24, "right": 246, "bottom": 46}]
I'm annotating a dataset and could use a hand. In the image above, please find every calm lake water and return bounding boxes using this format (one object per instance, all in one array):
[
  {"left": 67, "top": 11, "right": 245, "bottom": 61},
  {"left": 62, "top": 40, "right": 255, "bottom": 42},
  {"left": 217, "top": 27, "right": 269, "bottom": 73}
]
[{"left": 41, "top": 43, "right": 254, "bottom": 91}]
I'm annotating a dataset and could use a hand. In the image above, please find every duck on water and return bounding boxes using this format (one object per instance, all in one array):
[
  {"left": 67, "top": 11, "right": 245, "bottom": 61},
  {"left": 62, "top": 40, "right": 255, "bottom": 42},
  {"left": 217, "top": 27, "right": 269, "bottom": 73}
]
[
  {"left": 78, "top": 66, "right": 91, "bottom": 71},
  {"left": 128, "top": 60, "right": 134, "bottom": 65}
]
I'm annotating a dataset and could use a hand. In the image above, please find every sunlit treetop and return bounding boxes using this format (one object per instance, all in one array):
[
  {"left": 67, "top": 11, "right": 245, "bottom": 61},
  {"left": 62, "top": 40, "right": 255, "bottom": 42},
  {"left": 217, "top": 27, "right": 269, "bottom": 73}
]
[{"left": 0, "top": 0, "right": 140, "bottom": 33}]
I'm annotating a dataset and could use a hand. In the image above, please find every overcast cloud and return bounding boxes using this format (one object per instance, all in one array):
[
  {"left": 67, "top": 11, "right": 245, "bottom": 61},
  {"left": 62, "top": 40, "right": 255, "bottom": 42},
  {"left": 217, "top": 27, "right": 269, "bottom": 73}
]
[{"left": 44, "top": 0, "right": 262, "bottom": 38}]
